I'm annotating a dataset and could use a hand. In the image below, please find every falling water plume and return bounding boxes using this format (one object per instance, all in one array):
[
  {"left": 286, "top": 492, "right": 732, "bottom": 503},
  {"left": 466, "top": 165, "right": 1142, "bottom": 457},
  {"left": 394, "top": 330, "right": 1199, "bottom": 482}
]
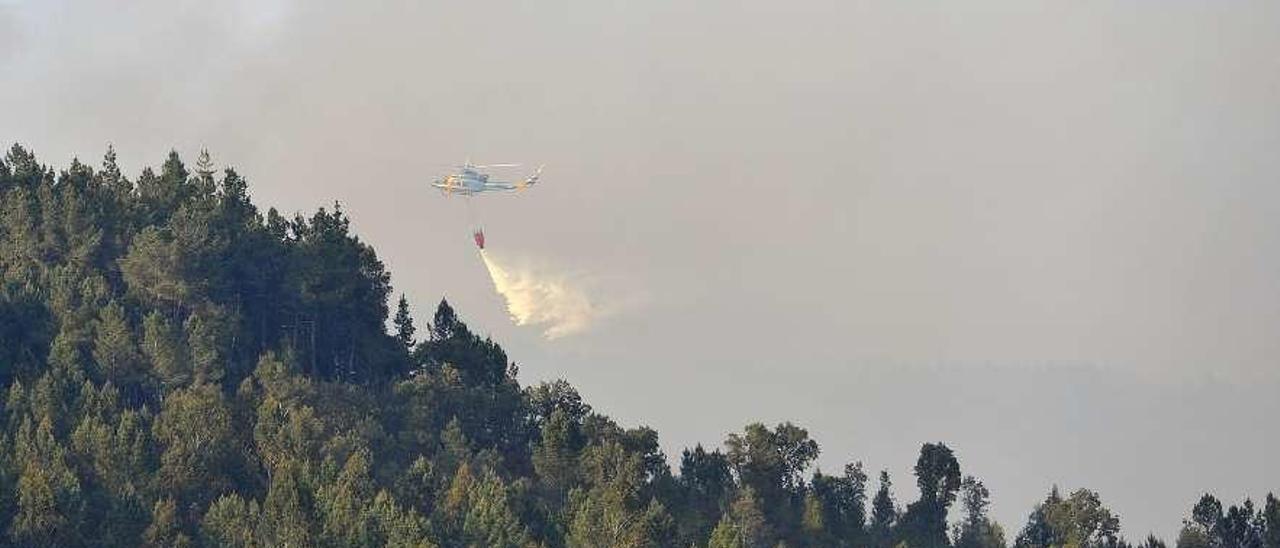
[{"left": 479, "top": 249, "right": 598, "bottom": 339}]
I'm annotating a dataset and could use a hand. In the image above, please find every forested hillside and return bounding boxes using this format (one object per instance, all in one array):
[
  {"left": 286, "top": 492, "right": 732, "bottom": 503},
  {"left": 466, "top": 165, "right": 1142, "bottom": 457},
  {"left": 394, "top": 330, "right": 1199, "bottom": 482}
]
[{"left": 0, "top": 144, "right": 1274, "bottom": 547}]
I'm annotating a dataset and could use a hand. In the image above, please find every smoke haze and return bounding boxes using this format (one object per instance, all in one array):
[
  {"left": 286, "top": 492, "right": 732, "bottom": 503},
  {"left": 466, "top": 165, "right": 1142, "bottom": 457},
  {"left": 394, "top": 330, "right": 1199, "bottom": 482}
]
[{"left": 4, "top": 0, "right": 1280, "bottom": 538}]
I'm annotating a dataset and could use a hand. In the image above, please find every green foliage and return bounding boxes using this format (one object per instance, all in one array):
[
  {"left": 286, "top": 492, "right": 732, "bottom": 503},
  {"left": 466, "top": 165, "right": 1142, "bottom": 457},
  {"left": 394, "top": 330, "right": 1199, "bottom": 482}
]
[
  {"left": 896, "top": 442, "right": 963, "bottom": 548},
  {"left": 184, "top": 304, "right": 231, "bottom": 385},
  {"left": 394, "top": 294, "right": 417, "bottom": 351},
  {"left": 200, "top": 493, "right": 263, "bottom": 547},
  {"left": 914, "top": 443, "right": 962, "bottom": 508},
  {"left": 725, "top": 421, "right": 819, "bottom": 540},
  {"left": 677, "top": 444, "right": 733, "bottom": 544},
  {"left": 261, "top": 459, "right": 316, "bottom": 547},
  {"left": 1174, "top": 526, "right": 1211, "bottom": 548},
  {"left": 721, "top": 486, "right": 772, "bottom": 548},
  {"left": 0, "top": 145, "right": 1259, "bottom": 547},
  {"left": 870, "top": 470, "right": 898, "bottom": 547},
  {"left": 10, "top": 417, "right": 84, "bottom": 546},
  {"left": 953, "top": 476, "right": 1006, "bottom": 548},
  {"left": 69, "top": 399, "right": 153, "bottom": 545},
  {"left": 0, "top": 286, "right": 53, "bottom": 384},
  {"left": 92, "top": 300, "right": 143, "bottom": 386},
  {"left": 532, "top": 408, "right": 580, "bottom": 503},
  {"left": 121, "top": 226, "right": 189, "bottom": 311},
  {"left": 565, "top": 440, "right": 676, "bottom": 547},
  {"left": 708, "top": 515, "right": 745, "bottom": 548},
  {"left": 1014, "top": 486, "right": 1121, "bottom": 548},
  {"left": 1174, "top": 493, "right": 1278, "bottom": 548},
  {"left": 142, "top": 310, "right": 190, "bottom": 391},
  {"left": 144, "top": 497, "right": 193, "bottom": 548},
  {"left": 1264, "top": 494, "right": 1280, "bottom": 548},
  {"left": 316, "top": 448, "right": 379, "bottom": 545},
  {"left": 153, "top": 382, "right": 245, "bottom": 521},
  {"left": 807, "top": 462, "right": 870, "bottom": 546},
  {"left": 438, "top": 462, "right": 535, "bottom": 547},
  {"left": 369, "top": 489, "right": 435, "bottom": 547}
]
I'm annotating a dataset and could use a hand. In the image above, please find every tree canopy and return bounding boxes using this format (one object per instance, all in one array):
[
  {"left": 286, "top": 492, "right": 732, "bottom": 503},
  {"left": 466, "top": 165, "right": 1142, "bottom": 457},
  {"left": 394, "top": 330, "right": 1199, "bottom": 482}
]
[{"left": 0, "top": 145, "right": 1272, "bottom": 547}]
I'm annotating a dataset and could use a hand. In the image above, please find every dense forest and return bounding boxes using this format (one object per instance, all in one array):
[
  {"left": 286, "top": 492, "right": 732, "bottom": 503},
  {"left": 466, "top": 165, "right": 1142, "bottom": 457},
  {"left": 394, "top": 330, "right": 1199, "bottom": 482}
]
[{"left": 0, "top": 143, "right": 1274, "bottom": 547}]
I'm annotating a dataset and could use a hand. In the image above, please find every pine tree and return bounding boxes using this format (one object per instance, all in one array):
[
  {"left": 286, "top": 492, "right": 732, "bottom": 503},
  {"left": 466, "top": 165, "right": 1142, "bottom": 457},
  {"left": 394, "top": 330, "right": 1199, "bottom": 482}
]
[
  {"left": 393, "top": 456, "right": 437, "bottom": 515},
  {"left": 533, "top": 408, "right": 579, "bottom": 503},
  {"left": 566, "top": 440, "right": 677, "bottom": 547},
  {"left": 194, "top": 149, "right": 216, "bottom": 197},
  {"left": 262, "top": 460, "right": 316, "bottom": 547},
  {"left": 870, "top": 471, "right": 897, "bottom": 547},
  {"left": 316, "top": 448, "right": 377, "bottom": 546},
  {"left": 723, "top": 487, "right": 771, "bottom": 548},
  {"left": 100, "top": 144, "right": 125, "bottom": 191},
  {"left": 10, "top": 417, "right": 85, "bottom": 546},
  {"left": 708, "top": 515, "right": 745, "bottom": 548},
  {"left": 1263, "top": 494, "right": 1280, "bottom": 548},
  {"left": 431, "top": 298, "right": 459, "bottom": 341},
  {"left": 954, "top": 476, "right": 1005, "bottom": 548},
  {"left": 802, "top": 491, "right": 828, "bottom": 541},
  {"left": 152, "top": 383, "right": 239, "bottom": 511},
  {"left": 184, "top": 305, "right": 229, "bottom": 385},
  {"left": 367, "top": 490, "right": 432, "bottom": 547},
  {"left": 440, "top": 416, "right": 472, "bottom": 475},
  {"left": 200, "top": 494, "right": 262, "bottom": 547},
  {"left": 394, "top": 294, "right": 416, "bottom": 350},
  {"left": 92, "top": 300, "right": 143, "bottom": 386},
  {"left": 438, "top": 462, "right": 534, "bottom": 547},
  {"left": 142, "top": 311, "right": 190, "bottom": 390},
  {"left": 143, "top": 498, "right": 193, "bottom": 548}
]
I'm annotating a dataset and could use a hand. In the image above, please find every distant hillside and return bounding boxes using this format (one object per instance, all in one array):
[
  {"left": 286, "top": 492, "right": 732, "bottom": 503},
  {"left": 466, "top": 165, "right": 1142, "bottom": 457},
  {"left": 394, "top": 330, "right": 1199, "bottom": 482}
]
[{"left": 0, "top": 145, "right": 1272, "bottom": 547}]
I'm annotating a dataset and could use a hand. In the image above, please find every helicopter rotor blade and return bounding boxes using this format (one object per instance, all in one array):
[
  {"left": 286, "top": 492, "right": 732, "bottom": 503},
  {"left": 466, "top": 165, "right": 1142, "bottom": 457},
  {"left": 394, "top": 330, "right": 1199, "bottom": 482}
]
[{"left": 470, "top": 163, "right": 521, "bottom": 169}]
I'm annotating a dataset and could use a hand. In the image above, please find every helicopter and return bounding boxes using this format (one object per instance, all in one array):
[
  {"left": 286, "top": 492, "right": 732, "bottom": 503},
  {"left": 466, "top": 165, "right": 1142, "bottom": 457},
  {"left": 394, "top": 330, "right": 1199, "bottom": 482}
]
[{"left": 433, "top": 162, "right": 544, "bottom": 196}]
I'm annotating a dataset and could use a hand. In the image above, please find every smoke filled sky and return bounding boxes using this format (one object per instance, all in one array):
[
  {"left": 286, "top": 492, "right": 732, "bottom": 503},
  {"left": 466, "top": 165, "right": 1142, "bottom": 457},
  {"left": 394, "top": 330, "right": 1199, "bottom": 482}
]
[{"left": 4, "top": 0, "right": 1279, "bottom": 538}]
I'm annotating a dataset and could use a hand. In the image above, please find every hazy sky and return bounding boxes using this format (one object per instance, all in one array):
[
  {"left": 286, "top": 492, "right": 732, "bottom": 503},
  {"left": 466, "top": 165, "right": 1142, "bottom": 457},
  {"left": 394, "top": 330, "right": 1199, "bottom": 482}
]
[{"left": 4, "top": 0, "right": 1279, "bottom": 539}]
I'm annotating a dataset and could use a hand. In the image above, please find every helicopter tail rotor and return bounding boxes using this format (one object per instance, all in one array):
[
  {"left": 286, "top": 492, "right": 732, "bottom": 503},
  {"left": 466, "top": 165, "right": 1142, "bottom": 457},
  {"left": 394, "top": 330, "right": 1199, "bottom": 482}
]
[{"left": 517, "top": 165, "right": 544, "bottom": 191}]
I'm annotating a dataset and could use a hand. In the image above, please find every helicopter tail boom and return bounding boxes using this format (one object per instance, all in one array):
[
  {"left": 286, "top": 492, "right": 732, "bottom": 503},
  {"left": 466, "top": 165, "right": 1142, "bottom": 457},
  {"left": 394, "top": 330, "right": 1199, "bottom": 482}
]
[{"left": 517, "top": 165, "right": 544, "bottom": 191}]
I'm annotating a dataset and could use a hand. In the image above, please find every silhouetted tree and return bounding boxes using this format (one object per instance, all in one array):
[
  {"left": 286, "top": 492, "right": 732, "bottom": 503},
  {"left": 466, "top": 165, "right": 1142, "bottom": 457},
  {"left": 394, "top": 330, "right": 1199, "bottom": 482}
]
[
  {"left": 393, "top": 294, "right": 416, "bottom": 351},
  {"left": 870, "top": 470, "right": 898, "bottom": 548},
  {"left": 897, "top": 442, "right": 962, "bottom": 547}
]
